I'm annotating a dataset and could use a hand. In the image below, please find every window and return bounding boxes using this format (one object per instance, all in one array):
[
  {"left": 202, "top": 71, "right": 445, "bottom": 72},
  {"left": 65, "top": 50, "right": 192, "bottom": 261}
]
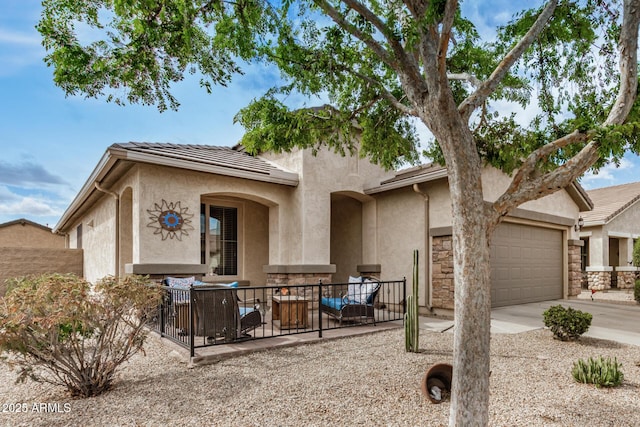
[
  {"left": 580, "top": 237, "right": 589, "bottom": 271},
  {"left": 201, "top": 203, "right": 239, "bottom": 276}
]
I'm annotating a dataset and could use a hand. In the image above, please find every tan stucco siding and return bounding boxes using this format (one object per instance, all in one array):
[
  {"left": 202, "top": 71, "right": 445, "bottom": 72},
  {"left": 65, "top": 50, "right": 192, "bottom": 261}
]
[
  {"left": 0, "top": 223, "right": 65, "bottom": 248},
  {"left": 74, "top": 195, "right": 117, "bottom": 283},
  {"left": 482, "top": 166, "right": 580, "bottom": 230},
  {"left": 375, "top": 187, "right": 426, "bottom": 304},
  {"left": 137, "top": 164, "right": 293, "bottom": 269},
  {"left": 239, "top": 199, "right": 269, "bottom": 285},
  {"left": 603, "top": 199, "right": 640, "bottom": 237}
]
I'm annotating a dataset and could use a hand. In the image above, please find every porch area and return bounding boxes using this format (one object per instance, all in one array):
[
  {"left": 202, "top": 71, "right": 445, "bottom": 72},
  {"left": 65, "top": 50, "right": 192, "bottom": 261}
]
[{"left": 149, "top": 279, "right": 407, "bottom": 364}]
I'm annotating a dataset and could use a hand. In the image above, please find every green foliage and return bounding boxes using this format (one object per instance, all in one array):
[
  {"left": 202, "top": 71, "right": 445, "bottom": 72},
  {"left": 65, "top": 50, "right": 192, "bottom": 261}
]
[
  {"left": 0, "top": 273, "right": 163, "bottom": 397},
  {"left": 572, "top": 356, "right": 624, "bottom": 388},
  {"left": 634, "top": 280, "right": 640, "bottom": 304},
  {"left": 37, "top": 1, "right": 638, "bottom": 173},
  {"left": 542, "top": 305, "right": 592, "bottom": 341},
  {"left": 633, "top": 239, "right": 640, "bottom": 268},
  {"left": 38, "top": 0, "right": 277, "bottom": 111}
]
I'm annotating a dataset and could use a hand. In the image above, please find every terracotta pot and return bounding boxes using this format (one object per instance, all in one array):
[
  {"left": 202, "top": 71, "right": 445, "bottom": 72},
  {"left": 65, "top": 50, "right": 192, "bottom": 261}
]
[{"left": 421, "top": 363, "right": 453, "bottom": 404}]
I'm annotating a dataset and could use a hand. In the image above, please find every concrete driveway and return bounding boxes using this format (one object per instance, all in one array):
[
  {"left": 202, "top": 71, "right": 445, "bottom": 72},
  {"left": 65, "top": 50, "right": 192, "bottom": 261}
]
[{"left": 422, "top": 300, "right": 640, "bottom": 346}]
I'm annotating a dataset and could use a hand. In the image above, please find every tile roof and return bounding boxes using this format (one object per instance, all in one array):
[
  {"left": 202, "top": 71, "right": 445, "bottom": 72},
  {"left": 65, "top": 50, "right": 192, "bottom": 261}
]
[
  {"left": 581, "top": 181, "right": 640, "bottom": 224},
  {"left": 110, "top": 142, "right": 290, "bottom": 178}
]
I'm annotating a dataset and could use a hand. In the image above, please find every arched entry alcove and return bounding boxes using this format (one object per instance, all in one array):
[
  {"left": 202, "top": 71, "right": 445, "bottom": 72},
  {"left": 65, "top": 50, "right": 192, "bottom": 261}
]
[{"left": 330, "top": 191, "right": 375, "bottom": 282}]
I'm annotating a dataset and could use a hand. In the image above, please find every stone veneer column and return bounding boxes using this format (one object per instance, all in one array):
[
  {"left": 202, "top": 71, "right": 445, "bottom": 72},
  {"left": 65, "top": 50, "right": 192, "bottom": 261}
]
[
  {"left": 567, "top": 240, "right": 583, "bottom": 297},
  {"left": 431, "top": 236, "right": 454, "bottom": 310},
  {"left": 615, "top": 266, "right": 639, "bottom": 289},
  {"left": 264, "top": 265, "right": 335, "bottom": 308},
  {"left": 586, "top": 267, "right": 613, "bottom": 291}
]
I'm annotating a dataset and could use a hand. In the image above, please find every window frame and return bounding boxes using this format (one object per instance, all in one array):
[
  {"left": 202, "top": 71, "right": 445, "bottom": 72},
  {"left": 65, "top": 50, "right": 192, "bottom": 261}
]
[{"left": 200, "top": 198, "right": 243, "bottom": 280}]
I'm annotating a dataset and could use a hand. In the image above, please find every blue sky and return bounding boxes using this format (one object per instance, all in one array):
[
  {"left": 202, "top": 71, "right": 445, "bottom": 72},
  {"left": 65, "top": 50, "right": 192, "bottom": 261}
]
[{"left": 1, "top": 0, "right": 638, "bottom": 229}]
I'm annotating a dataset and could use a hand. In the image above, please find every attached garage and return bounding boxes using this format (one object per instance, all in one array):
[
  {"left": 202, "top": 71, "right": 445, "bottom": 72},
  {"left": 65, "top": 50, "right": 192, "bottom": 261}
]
[{"left": 490, "top": 222, "right": 563, "bottom": 307}]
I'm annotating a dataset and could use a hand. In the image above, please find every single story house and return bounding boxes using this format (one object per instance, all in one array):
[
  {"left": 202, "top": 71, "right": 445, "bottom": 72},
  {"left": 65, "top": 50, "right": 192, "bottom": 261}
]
[
  {"left": 53, "top": 142, "right": 591, "bottom": 313},
  {"left": 0, "top": 218, "right": 65, "bottom": 248},
  {"left": 579, "top": 181, "right": 640, "bottom": 290}
]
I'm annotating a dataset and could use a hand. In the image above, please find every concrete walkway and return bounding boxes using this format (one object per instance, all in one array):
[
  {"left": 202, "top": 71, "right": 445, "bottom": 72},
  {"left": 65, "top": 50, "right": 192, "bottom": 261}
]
[{"left": 421, "top": 297, "right": 640, "bottom": 346}]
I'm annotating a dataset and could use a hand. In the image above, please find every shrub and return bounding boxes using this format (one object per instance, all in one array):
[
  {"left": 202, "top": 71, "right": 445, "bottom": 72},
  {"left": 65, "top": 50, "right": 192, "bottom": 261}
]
[
  {"left": 542, "top": 304, "right": 592, "bottom": 341},
  {"left": 635, "top": 280, "right": 640, "bottom": 304},
  {"left": 572, "top": 356, "right": 624, "bottom": 387},
  {"left": 0, "top": 273, "right": 163, "bottom": 397}
]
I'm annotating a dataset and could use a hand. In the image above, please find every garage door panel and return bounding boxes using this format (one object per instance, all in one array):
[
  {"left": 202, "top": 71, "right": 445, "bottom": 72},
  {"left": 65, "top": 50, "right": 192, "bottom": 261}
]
[{"left": 491, "top": 222, "right": 562, "bottom": 307}]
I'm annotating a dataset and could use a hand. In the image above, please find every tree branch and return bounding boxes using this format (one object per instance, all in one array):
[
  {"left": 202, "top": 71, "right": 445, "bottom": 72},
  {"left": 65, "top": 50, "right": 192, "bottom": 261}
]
[
  {"left": 605, "top": 0, "right": 640, "bottom": 126},
  {"left": 448, "top": 72, "right": 482, "bottom": 88},
  {"left": 490, "top": 0, "right": 640, "bottom": 221},
  {"left": 458, "top": 0, "right": 558, "bottom": 121},
  {"left": 313, "top": 0, "right": 396, "bottom": 69},
  {"left": 438, "top": 0, "right": 458, "bottom": 76}
]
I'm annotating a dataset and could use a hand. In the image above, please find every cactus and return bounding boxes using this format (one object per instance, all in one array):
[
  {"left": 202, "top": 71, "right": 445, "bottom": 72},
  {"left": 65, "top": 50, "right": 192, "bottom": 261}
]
[{"left": 405, "top": 249, "right": 420, "bottom": 352}]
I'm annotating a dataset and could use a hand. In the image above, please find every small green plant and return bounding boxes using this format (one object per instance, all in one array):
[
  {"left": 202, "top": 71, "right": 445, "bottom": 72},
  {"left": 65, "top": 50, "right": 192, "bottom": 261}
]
[
  {"left": 542, "top": 305, "right": 592, "bottom": 341},
  {"left": 572, "top": 356, "right": 624, "bottom": 387},
  {"left": 634, "top": 279, "right": 640, "bottom": 304},
  {"left": 0, "top": 273, "right": 163, "bottom": 397}
]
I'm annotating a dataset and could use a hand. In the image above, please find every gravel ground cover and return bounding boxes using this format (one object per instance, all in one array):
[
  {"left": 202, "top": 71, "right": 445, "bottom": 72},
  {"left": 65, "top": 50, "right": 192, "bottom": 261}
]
[{"left": 0, "top": 325, "right": 639, "bottom": 427}]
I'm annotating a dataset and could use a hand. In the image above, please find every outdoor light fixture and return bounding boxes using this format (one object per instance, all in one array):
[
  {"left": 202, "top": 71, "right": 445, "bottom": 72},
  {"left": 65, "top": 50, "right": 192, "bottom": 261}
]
[{"left": 574, "top": 216, "right": 584, "bottom": 232}]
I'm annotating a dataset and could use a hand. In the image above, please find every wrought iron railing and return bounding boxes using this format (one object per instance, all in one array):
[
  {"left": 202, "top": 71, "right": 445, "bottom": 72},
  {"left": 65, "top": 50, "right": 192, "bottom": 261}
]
[{"left": 149, "top": 278, "right": 406, "bottom": 357}]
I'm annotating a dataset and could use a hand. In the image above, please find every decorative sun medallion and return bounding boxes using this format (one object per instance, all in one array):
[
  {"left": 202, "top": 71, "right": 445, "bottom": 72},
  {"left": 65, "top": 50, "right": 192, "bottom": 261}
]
[{"left": 147, "top": 200, "right": 194, "bottom": 241}]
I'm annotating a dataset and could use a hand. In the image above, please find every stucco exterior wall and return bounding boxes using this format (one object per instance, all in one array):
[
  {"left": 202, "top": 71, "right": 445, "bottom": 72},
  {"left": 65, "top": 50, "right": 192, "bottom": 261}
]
[
  {"left": 375, "top": 186, "right": 426, "bottom": 304},
  {"left": 603, "top": 199, "right": 640, "bottom": 237},
  {"left": 264, "top": 146, "right": 391, "bottom": 266},
  {"left": 482, "top": 166, "right": 580, "bottom": 229},
  {"left": 71, "top": 195, "right": 117, "bottom": 283},
  {"left": 0, "top": 222, "right": 65, "bottom": 248}
]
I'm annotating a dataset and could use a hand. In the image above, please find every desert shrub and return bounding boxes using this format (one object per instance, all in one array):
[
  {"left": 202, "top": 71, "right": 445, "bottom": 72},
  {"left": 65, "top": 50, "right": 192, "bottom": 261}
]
[
  {"left": 542, "top": 304, "right": 592, "bottom": 341},
  {"left": 572, "top": 356, "right": 624, "bottom": 387},
  {"left": 635, "top": 280, "right": 640, "bottom": 304},
  {"left": 0, "top": 273, "right": 162, "bottom": 397}
]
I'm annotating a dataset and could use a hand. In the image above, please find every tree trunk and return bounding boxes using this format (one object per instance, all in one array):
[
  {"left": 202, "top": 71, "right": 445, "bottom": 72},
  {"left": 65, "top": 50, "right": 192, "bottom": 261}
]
[
  {"left": 448, "top": 171, "right": 492, "bottom": 426},
  {"left": 424, "top": 99, "right": 493, "bottom": 426}
]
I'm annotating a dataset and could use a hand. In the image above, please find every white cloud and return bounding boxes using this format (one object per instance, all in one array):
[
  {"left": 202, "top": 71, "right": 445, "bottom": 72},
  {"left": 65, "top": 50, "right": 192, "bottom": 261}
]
[
  {"left": 580, "top": 157, "right": 635, "bottom": 189},
  {"left": 0, "top": 196, "right": 62, "bottom": 217},
  {"left": 0, "top": 28, "right": 41, "bottom": 47}
]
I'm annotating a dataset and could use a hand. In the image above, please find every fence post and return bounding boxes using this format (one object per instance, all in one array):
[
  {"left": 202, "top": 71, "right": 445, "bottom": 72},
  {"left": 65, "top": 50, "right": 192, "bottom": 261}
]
[
  {"left": 318, "top": 279, "right": 323, "bottom": 338},
  {"left": 189, "top": 286, "right": 195, "bottom": 358}
]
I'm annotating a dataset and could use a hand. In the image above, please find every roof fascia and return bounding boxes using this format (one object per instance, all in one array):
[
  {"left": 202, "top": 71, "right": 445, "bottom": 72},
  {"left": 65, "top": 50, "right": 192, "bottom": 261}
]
[
  {"left": 567, "top": 182, "right": 593, "bottom": 212},
  {"left": 121, "top": 150, "right": 299, "bottom": 186},
  {"left": 53, "top": 149, "right": 122, "bottom": 233},
  {"left": 364, "top": 168, "right": 448, "bottom": 194}
]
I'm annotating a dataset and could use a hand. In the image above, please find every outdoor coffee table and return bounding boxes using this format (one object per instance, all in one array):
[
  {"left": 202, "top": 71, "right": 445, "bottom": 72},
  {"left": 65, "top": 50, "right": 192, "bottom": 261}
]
[{"left": 272, "top": 295, "right": 309, "bottom": 329}]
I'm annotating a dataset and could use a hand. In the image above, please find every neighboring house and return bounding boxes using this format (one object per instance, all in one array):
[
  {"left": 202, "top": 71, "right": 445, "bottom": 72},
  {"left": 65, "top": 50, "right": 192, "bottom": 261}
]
[
  {"left": 579, "top": 181, "right": 640, "bottom": 290},
  {"left": 0, "top": 218, "right": 82, "bottom": 295},
  {"left": 53, "top": 142, "right": 591, "bottom": 313},
  {"left": 0, "top": 218, "right": 65, "bottom": 248}
]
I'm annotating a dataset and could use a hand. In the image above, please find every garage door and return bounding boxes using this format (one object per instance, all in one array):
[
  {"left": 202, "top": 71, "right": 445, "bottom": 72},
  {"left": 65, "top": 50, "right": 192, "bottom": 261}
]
[{"left": 490, "top": 222, "right": 563, "bottom": 307}]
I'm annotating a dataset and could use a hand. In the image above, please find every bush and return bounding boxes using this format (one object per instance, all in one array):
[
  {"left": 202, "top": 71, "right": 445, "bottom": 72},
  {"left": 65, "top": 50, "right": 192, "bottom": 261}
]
[
  {"left": 0, "top": 273, "right": 163, "bottom": 397},
  {"left": 635, "top": 280, "right": 640, "bottom": 304},
  {"left": 572, "top": 356, "right": 624, "bottom": 387},
  {"left": 542, "top": 304, "right": 592, "bottom": 341}
]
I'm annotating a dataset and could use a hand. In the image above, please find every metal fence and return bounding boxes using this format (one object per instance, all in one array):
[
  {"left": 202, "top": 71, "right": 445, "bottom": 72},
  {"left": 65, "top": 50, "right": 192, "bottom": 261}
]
[{"left": 150, "top": 278, "right": 406, "bottom": 357}]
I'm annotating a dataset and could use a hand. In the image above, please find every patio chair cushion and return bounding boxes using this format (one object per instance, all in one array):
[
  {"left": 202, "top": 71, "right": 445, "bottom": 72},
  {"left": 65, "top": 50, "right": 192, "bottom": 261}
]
[
  {"left": 166, "top": 276, "right": 195, "bottom": 288},
  {"left": 321, "top": 297, "right": 346, "bottom": 310},
  {"left": 344, "top": 277, "right": 378, "bottom": 304}
]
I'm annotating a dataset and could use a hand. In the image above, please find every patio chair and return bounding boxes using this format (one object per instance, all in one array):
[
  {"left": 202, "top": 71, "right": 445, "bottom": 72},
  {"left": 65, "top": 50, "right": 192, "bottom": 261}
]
[
  {"left": 192, "top": 286, "right": 263, "bottom": 342},
  {"left": 320, "top": 277, "right": 381, "bottom": 325},
  {"left": 164, "top": 278, "right": 262, "bottom": 342}
]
